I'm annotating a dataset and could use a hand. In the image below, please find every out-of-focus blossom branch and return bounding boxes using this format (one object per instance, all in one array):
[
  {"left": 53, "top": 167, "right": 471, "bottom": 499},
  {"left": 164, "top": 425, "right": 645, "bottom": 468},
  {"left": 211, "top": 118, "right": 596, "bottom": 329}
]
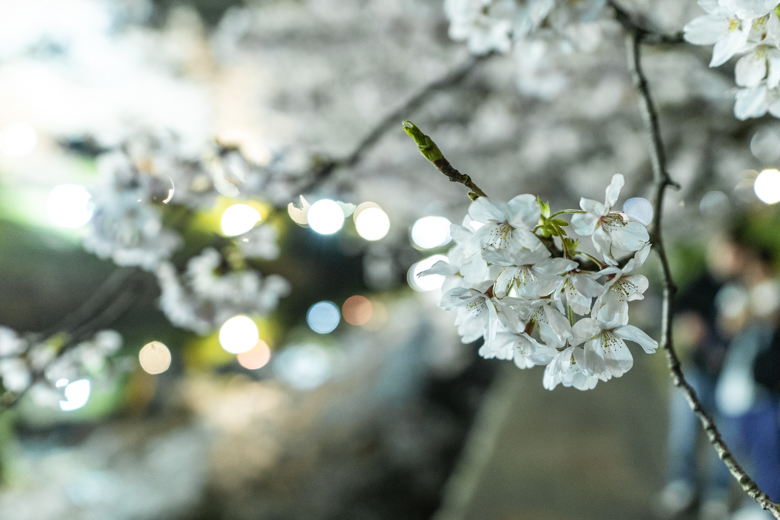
[{"left": 624, "top": 18, "right": 780, "bottom": 519}]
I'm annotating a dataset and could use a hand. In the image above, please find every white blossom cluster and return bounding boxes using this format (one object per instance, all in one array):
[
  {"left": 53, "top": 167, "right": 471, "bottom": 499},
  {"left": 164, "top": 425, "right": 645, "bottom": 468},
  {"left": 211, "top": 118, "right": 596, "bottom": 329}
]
[
  {"left": 684, "top": 0, "right": 780, "bottom": 119},
  {"left": 0, "top": 327, "right": 121, "bottom": 405},
  {"left": 444, "top": 0, "right": 606, "bottom": 55},
  {"left": 155, "top": 248, "right": 291, "bottom": 335},
  {"left": 443, "top": 0, "right": 607, "bottom": 98},
  {"left": 83, "top": 137, "right": 291, "bottom": 336},
  {"left": 425, "top": 174, "right": 658, "bottom": 390}
]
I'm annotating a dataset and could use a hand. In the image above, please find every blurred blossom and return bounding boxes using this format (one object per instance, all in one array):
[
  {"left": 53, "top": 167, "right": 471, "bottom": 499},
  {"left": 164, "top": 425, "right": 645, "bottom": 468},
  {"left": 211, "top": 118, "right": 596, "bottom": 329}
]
[
  {"left": 408, "top": 255, "right": 448, "bottom": 292},
  {"left": 307, "top": 199, "right": 344, "bottom": 235},
  {"left": 699, "top": 191, "right": 730, "bottom": 216},
  {"left": 0, "top": 122, "right": 37, "bottom": 157},
  {"left": 0, "top": 359, "right": 32, "bottom": 392},
  {"left": 754, "top": 168, "right": 780, "bottom": 204},
  {"left": 221, "top": 204, "right": 261, "bottom": 236},
  {"left": 58, "top": 378, "right": 91, "bottom": 412},
  {"left": 236, "top": 224, "right": 281, "bottom": 260},
  {"left": 306, "top": 301, "right": 340, "bottom": 334},
  {"left": 411, "top": 216, "right": 452, "bottom": 249},
  {"left": 287, "top": 195, "right": 311, "bottom": 226},
  {"left": 355, "top": 206, "right": 390, "bottom": 241},
  {"left": 139, "top": 341, "right": 172, "bottom": 375},
  {"left": 236, "top": 340, "right": 272, "bottom": 370},
  {"left": 750, "top": 128, "right": 780, "bottom": 162},
  {"left": 156, "top": 248, "right": 290, "bottom": 334},
  {"left": 84, "top": 153, "right": 181, "bottom": 270},
  {"left": 219, "top": 316, "right": 259, "bottom": 354},
  {"left": 274, "top": 344, "right": 332, "bottom": 390},
  {"left": 0, "top": 327, "right": 26, "bottom": 356},
  {"left": 47, "top": 184, "right": 93, "bottom": 228}
]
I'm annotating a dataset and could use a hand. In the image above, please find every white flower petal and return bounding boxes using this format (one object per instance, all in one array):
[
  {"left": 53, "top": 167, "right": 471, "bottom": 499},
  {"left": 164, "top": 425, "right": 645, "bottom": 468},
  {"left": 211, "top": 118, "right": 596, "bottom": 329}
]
[
  {"left": 602, "top": 336, "right": 633, "bottom": 378},
  {"left": 735, "top": 50, "right": 768, "bottom": 87},
  {"left": 684, "top": 14, "right": 729, "bottom": 45},
  {"left": 572, "top": 317, "right": 600, "bottom": 345},
  {"left": 579, "top": 197, "right": 607, "bottom": 216},
  {"left": 609, "top": 221, "right": 649, "bottom": 252},
  {"left": 604, "top": 174, "right": 624, "bottom": 208},
  {"left": 710, "top": 23, "right": 749, "bottom": 66},
  {"left": 735, "top": 85, "right": 769, "bottom": 119},
  {"left": 469, "top": 197, "right": 510, "bottom": 223},
  {"left": 615, "top": 324, "right": 658, "bottom": 353},
  {"left": 507, "top": 194, "right": 541, "bottom": 229},
  {"left": 571, "top": 211, "right": 600, "bottom": 236}
]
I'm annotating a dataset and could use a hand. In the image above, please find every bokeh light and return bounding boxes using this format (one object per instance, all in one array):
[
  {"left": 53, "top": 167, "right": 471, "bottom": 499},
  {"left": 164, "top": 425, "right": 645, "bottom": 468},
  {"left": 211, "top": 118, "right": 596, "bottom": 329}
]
[
  {"left": 754, "top": 169, "right": 780, "bottom": 204},
  {"left": 274, "top": 344, "right": 332, "bottom": 390},
  {"left": 622, "top": 197, "right": 653, "bottom": 225},
  {"left": 355, "top": 207, "right": 390, "bottom": 241},
  {"left": 219, "top": 315, "right": 259, "bottom": 354},
  {"left": 221, "top": 204, "right": 261, "bottom": 236},
  {"left": 307, "top": 199, "right": 344, "bottom": 235},
  {"left": 411, "top": 216, "right": 452, "bottom": 249},
  {"left": 408, "top": 254, "right": 448, "bottom": 292},
  {"left": 58, "top": 379, "right": 91, "bottom": 412},
  {"left": 0, "top": 122, "right": 38, "bottom": 157},
  {"left": 237, "top": 340, "right": 272, "bottom": 370},
  {"left": 699, "top": 191, "right": 730, "bottom": 215},
  {"left": 362, "top": 300, "right": 388, "bottom": 331},
  {"left": 139, "top": 341, "right": 172, "bottom": 375},
  {"left": 342, "top": 295, "right": 373, "bottom": 326},
  {"left": 750, "top": 129, "right": 780, "bottom": 162},
  {"left": 47, "top": 184, "right": 93, "bottom": 228},
  {"left": 306, "top": 301, "right": 340, "bottom": 334}
]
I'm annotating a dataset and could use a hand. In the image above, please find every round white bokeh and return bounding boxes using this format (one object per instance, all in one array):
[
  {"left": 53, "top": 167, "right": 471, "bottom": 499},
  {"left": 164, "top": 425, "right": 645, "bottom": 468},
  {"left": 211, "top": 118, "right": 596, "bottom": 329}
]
[
  {"left": 308, "top": 199, "right": 344, "bottom": 235},
  {"left": 219, "top": 316, "right": 259, "bottom": 354}
]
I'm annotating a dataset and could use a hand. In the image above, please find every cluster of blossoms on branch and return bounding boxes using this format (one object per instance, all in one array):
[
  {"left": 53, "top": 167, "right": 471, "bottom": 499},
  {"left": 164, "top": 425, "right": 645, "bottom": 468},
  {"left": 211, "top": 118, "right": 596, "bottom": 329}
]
[
  {"left": 685, "top": 0, "right": 780, "bottom": 119},
  {"left": 425, "top": 174, "right": 658, "bottom": 390},
  {"left": 83, "top": 137, "right": 293, "bottom": 334},
  {"left": 0, "top": 327, "right": 122, "bottom": 407},
  {"left": 444, "top": 0, "right": 607, "bottom": 97}
]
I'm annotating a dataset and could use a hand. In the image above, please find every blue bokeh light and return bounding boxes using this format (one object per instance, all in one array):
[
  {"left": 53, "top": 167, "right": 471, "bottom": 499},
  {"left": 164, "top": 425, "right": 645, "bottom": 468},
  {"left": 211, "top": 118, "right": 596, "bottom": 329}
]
[{"left": 306, "top": 301, "right": 340, "bottom": 334}]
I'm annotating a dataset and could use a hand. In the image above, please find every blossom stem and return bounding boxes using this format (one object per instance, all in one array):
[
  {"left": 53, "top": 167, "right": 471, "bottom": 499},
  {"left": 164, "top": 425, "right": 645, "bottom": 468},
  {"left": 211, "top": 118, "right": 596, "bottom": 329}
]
[
  {"left": 567, "top": 305, "right": 575, "bottom": 327},
  {"left": 578, "top": 252, "right": 605, "bottom": 270},
  {"left": 403, "top": 121, "right": 488, "bottom": 200},
  {"left": 624, "top": 28, "right": 780, "bottom": 518},
  {"left": 548, "top": 209, "right": 584, "bottom": 219}
]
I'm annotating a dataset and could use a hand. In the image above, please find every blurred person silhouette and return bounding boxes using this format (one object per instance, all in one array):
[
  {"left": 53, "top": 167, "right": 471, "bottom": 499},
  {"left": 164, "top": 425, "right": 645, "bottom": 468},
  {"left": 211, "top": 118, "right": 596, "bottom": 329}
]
[
  {"left": 716, "top": 243, "right": 780, "bottom": 520},
  {"left": 661, "top": 231, "right": 749, "bottom": 520}
]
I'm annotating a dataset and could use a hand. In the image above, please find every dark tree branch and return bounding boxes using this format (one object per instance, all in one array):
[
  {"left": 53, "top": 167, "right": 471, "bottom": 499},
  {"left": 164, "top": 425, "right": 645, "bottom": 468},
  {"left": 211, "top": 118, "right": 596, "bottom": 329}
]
[
  {"left": 624, "top": 29, "right": 780, "bottom": 518},
  {"left": 297, "top": 53, "right": 493, "bottom": 193},
  {"left": 39, "top": 267, "right": 138, "bottom": 340},
  {"left": 608, "top": 0, "right": 685, "bottom": 45}
]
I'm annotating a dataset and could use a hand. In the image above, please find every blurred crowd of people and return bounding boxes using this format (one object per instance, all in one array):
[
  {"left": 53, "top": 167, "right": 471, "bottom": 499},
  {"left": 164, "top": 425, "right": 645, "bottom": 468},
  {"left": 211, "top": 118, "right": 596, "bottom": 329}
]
[{"left": 662, "top": 228, "right": 780, "bottom": 520}]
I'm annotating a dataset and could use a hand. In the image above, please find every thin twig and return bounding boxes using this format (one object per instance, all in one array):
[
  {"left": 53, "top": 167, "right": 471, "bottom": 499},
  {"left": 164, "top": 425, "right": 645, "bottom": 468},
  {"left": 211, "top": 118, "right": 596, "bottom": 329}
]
[
  {"left": 298, "top": 54, "right": 492, "bottom": 193},
  {"left": 402, "top": 121, "right": 488, "bottom": 200},
  {"left": 38, "top": 267, "right": 137, "bottom": 340},
  {"left": 625, "top": 31, "right": 780, "bottom": 518}
]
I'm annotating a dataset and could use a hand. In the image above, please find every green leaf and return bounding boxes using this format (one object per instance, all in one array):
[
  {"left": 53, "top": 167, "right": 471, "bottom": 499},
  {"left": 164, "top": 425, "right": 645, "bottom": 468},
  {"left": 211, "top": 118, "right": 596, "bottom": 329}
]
[{"left": 551, "top": 218, "right": 568, "bottom": 227}]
